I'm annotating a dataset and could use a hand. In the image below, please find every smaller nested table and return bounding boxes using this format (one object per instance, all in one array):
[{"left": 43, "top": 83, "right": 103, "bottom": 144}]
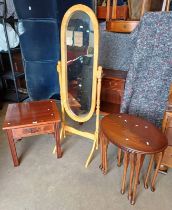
[
  {"left": 100, "top": 114, "right": 167, "bottom": 205},
  {"left": 3, "top": 100, "right": 62, "bottom": 167}
]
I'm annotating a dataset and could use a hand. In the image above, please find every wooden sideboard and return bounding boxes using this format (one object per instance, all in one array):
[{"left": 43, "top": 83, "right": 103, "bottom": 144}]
[{"left": 100, "top": 68, "right": 127, "bottom": 114}]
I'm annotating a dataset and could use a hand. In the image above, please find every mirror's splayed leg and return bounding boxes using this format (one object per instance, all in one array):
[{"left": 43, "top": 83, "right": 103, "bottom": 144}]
[{"left": 85, "top": 140, "right": 97, "bottom": 168}]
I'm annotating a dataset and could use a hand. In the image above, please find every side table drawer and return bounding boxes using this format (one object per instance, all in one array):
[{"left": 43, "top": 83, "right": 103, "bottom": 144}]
[{"left": 12, "top": 124, "right": 54, "bottom": 139}]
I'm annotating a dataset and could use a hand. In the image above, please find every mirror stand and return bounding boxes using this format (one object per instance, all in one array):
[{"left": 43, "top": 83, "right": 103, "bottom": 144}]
[
  {"left": 53, "top": 62, "right": 102, "bottom": 168},
  {"left": 53, "top": 4, "right": 102, "bottom": 168}
]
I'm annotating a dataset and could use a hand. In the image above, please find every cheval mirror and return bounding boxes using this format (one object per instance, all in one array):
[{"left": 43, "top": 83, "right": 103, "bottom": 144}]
[{"left": 53, "top": 4, "right": 102, "bottom": 167}]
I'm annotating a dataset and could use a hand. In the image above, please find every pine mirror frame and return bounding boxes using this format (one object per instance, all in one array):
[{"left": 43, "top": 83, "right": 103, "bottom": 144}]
[
  {"left": 60, "top": 4, "right": 99, "bottom": 123},
  {"left": 55, "top": 4, "right": 102, "bottom": 168}
]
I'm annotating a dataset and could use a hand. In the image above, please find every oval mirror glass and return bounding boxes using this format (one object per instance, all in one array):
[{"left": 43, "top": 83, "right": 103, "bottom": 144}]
[{"left": 66, "top": 11, "right": 94, "bottom": 117}]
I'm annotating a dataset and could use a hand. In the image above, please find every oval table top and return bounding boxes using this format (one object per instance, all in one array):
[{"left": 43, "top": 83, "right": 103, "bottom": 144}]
[{"left": 101, "top": 114, "right": 168, "bottom": 154}]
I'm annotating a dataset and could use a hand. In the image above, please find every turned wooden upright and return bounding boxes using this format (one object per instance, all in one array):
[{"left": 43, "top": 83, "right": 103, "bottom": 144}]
[
  {"left": 3, "top": 100, "right": 62, "bottom": 166},
  {"left": 100, "top": 113, "right": 167, "bottom": 205}
]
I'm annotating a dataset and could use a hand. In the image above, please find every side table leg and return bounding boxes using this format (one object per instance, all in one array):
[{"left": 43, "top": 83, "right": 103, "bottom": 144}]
[
  {"left": 117, "top": 148, "right": 122, "bottom": 167},
  {"left": 128, "top": 153, "right": 135, "bottom": 201},
  {"left": 99, "top": 131, "right": 104, "bottom": 170},
  {"left": 6, "top": 130, "right": 19, "bottom": 167},
  {"left": 121, "top": 151, "right": 129, "bottom": 194},
  {"left": 54, "top": 123, "right": 63, "bottom": 158},
  {"left": 103, "top": 137, "right": 108, "bottom": 174},
  {"left": 144, "top": 155, "right": 154, "bottom": 189},
  {"left": 131, "top": 153, "right": 142, "bottom": 205},
  {"left": 151, "top": 152, "right": 163, "bottom": 192}
]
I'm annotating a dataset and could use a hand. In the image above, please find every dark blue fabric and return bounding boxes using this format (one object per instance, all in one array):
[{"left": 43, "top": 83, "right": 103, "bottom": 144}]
[
  {"left": 13, "top": 0, "right": 95, "bottom": 101},
  {"left": 18, "top": 20, "right": 59, "bottom": 61},
  {"left": 117, "top": 0, "right": 124, "bottom": 6},
  {"left": 24, "top": 61, "right": 59, "bottom": 100},
  {"left": 12, "top": 0, "right": 58, "bottom": 19},
  {"left": 13, "top": 0, "right": 60, "bottom": 100}
]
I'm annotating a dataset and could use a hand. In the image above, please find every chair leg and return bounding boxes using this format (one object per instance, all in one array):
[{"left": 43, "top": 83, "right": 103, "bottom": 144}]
[
  {"left": 151, "top": 152, "right": 163, "bottom": 192},
  {"left": 144, "top": 155, "right": 154, "bottom": 189},
  {"left": 131, "top": 153, "right": 142, "bottom": 205},
  {"left": 121, "top": 151, "right": 129, "bottom": 194},
  {"left": 128, "top": 153, "right": 135, "bottom": 201},
  {"left": 117, "top": 148, "right": 122, "bottom": 167}
]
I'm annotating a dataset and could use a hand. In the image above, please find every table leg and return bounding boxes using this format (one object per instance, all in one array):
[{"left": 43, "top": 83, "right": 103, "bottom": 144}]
[
  {"left": 103, "top": 136, "right": 108, "bottom": 174},
  {"left": 131, "top": 153, "right": 142, "bottom": 205},
  {"left": 144, "top": 155, "right": 154, "bottom": 189},
  {"left": 121, "top": 151, "right": 129, "bottom": 194},
  {"left": 117, "top": 148, "right": 122, "bottom": 167},
  {"left": 138, "top": 154, "right": 145, "bottom": 184},
  {"left": 128, "top": 153, "right": 135, "bottom": 201},
  {"left": 6, "top": 129, "right": 19, "bottom": 167},
  {"left": 99, "top": 131, "right": 104, "bottom": 171},
  {"left": 54, "top": 123, "right": 63, "bottom": 158},
  {"left": 151, "top": 152, "right": 163, "bottom": 192}
]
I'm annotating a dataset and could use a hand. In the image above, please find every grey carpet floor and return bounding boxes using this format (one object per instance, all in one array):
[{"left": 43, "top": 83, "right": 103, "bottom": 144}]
[{"left": 0, "top": 104, "right": 171, "bottom": 210}]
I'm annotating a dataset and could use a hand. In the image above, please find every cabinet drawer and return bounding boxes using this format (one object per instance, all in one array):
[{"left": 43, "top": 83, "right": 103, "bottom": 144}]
[
  {"left": 12, "top": 124, "right": 54, "bottom": 139},
  {"left": 101, "top": 89, "right": 123, "bottom": 104},
  {"left": 102, "top": 78, "right": 125, "bottom": 90},
  {"left": 100, "top": 69, "right": 127, "bottom": 113},
  {"left": 162, "top": 146, "right": 172, "bottom": 168},
  {"left": 166, "top": 126, "right": 172, "bottom": 146}
]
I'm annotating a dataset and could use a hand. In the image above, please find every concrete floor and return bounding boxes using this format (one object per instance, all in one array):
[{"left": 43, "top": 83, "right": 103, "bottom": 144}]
[{"left": 0, "top": 103, "right": 171, "bottom": 210}]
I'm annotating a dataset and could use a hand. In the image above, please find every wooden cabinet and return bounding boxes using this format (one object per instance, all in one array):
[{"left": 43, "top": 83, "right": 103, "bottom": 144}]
[
  {"left": 161, "top": 112, "right": 172, "bottom": 169},
  {"left": 161, "top": 146, "right": 172, "bottom": 168},
  {"left": 100, "top": 68, "right": 127, "bottom": 114},
  {"left": 159, "top": 87, "right": 172, "bottom": 172}
]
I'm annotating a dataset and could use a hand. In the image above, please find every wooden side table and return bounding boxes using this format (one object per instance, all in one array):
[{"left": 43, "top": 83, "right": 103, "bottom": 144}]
[
  {"left": 100, "top": 114, "right": 168, "bottom": 205},
  {"left": 2, "top": 100, "right": 62, "bottom": 167}
]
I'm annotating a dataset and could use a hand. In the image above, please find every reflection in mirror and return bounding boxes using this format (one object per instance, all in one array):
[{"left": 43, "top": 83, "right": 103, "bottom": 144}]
[{"left": 66, "top": 11, "right": 94, "bottom": 117}]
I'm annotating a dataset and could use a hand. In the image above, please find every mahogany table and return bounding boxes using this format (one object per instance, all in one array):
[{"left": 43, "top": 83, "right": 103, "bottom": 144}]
[
  {"left": 3, "top": 99, "right": 62, "bottom": 167},
  {"left": 100, "top": 113, "right": 168, "bottom": 205}
]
